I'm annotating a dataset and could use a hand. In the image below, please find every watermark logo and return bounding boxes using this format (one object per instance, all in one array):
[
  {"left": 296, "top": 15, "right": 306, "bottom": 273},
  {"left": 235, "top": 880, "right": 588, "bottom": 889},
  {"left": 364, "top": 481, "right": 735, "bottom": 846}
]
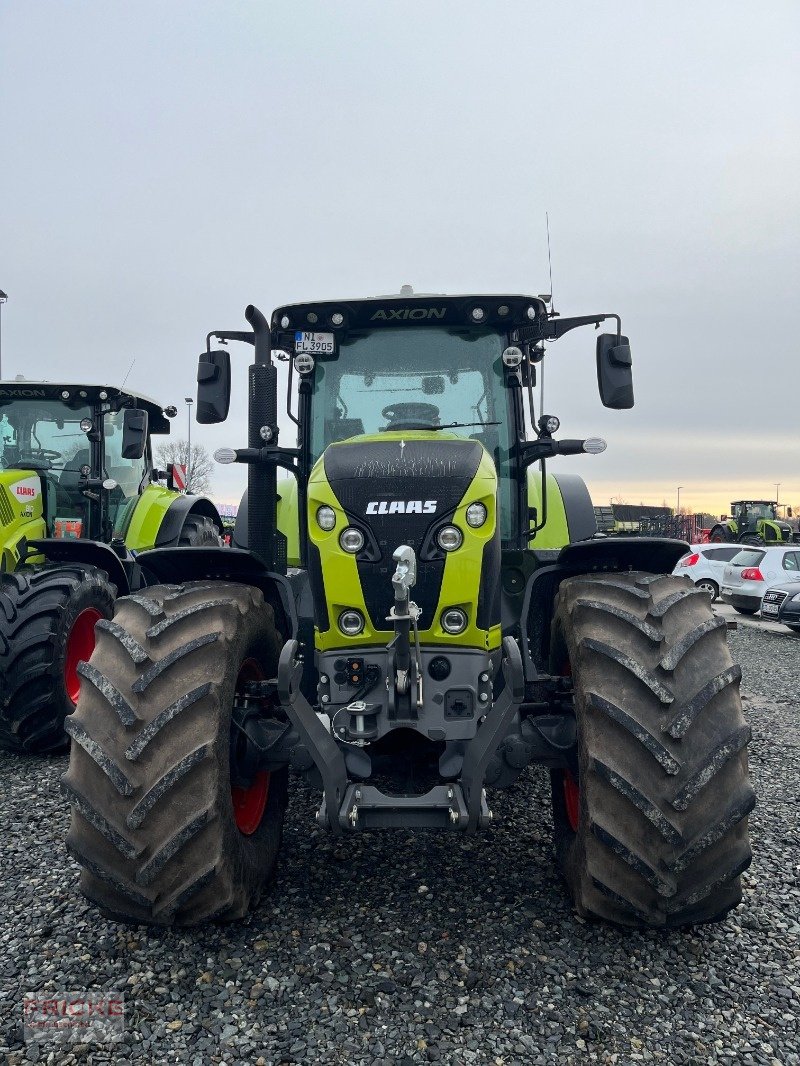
[{"left": 23, "top": 992, "right": 125, "bottom": 1044}]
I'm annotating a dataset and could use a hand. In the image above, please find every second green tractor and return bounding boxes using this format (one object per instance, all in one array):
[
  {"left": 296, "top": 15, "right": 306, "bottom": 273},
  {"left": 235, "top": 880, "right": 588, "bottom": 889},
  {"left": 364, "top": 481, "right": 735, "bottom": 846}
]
[{"left": 0, "top": 382, "right": 222, "bottom": 753}]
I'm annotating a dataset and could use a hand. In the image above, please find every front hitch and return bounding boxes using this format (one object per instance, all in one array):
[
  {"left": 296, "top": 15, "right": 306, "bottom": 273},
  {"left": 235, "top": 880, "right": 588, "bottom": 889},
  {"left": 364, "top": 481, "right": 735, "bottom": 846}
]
[{"left": 387, "top": 544, "right": 422, "bottom": 702}]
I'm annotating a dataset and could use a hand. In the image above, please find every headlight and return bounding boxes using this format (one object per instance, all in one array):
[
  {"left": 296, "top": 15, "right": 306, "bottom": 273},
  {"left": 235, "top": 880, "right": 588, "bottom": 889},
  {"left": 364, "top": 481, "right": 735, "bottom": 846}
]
[
  {"left": 466, "top": 502, "right": 487, "bottom": 528},
  {"left": 441, "top": 608, "right": 467, "bottom": 635},
  {"left": 338, "top": 609, "right": 365, "bottom": 636},
  {"left": 437, "top": 525, "right": 463, "bottom": 552},
  {"left": 80, "top": 418, "right": 93, "bottom": 433},
  {"left": 792, "top": 593, "right": 800, "bottom": 602},
  {"left": 316, "top": 505, "right": 336, "bottom": 531},
  {"left": 339, "top": 527, "right": 365, "bottom": 553}
]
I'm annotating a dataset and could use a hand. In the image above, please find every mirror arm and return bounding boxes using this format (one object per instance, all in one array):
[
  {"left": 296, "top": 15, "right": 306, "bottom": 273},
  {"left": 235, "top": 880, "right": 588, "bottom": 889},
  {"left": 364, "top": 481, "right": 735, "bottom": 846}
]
[
  {"left": 206, "top": 330, "right": 255, "bottom": 354},
  {"left": 538, "top": 313, "right": 621, "bottom": 342}
]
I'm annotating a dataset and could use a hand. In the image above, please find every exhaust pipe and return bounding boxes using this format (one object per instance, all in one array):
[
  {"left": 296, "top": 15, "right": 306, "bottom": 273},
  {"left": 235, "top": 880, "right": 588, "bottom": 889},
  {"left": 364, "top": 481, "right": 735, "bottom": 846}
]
[{"left": 244, "top": 304, "right": 285, "bottom": 574}]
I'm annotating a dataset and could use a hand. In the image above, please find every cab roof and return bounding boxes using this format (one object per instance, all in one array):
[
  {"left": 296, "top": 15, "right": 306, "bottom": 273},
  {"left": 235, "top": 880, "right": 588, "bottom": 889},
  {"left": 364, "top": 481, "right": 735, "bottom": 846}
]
[
  {"left": 0, "top": 382, "right": 172, "bottom": 433},
  {"left": 271, "top": 292, "right": 549, "bottom": 337}
]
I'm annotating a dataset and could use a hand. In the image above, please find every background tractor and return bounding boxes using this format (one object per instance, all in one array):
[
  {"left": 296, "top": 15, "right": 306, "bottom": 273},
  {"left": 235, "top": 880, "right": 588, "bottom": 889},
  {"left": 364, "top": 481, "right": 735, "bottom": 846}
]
[
  {"left": 709, "top": 500, "right": 793, "bottom": 545},
  {"left": 0, "top": 381, "right": 222, "bottom": 753},
  {"left": 64, "top": 292, "right": 753, "bottom": 930}
]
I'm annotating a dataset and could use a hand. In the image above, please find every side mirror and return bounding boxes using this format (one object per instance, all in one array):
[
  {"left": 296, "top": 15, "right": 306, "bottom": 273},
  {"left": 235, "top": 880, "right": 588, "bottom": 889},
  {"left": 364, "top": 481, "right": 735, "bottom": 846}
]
[
  {"left": 121, "top": 408, "right": 148, "bottom": 460},
  {"left": 197, "top": 350, "right": 231, "bottom": 424},
  {"left": 596, "top": 333, "right": 634, "bottom": 409}
]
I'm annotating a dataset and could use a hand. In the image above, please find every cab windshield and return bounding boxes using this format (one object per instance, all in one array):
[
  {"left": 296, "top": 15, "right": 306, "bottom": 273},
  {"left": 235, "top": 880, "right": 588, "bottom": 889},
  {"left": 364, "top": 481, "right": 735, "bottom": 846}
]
[
  {"left": 735, "top": 503, "right": 775, "bottom": 520},
  {"left": 0, "top": 399, "right": 91, "bottom": 471},
  {"left": 309, "top": 327, "right": 516, "bottom": 537}
]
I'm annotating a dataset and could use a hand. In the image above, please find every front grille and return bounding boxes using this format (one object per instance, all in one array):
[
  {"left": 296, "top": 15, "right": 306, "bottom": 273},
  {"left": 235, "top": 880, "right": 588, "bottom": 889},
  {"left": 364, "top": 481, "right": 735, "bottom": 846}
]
[
  {"left": 0, "top": 487, "right": 14, "bottom": 526},
  {"left": 762, "top": 590, "right": 787, "bottom": 607}
]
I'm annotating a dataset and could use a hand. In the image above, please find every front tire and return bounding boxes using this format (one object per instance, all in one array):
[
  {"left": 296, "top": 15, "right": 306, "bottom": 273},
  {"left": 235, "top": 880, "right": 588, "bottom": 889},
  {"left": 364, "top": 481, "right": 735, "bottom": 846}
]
[
  {"left": 739, "top": 534, "right": 764, "bottom": 547},
  {"left": 549, "top": 572, "right": 754, "bottom": 928},
  {"left": 734, "top": 607, "right": 757, "bottom": 616},
  {"left": 63, "top": 581, "right": 288, "bottom": 926},
  {"left": 0, "top": 566, "right": 116, "bottom": 754},
  {"left": 178, "top": 515, "right": 221, "bottom": 546}
]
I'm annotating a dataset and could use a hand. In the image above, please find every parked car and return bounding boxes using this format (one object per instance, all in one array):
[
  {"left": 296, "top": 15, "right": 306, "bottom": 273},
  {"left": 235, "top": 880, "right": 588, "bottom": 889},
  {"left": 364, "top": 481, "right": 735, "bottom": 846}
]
[
  {"left": 761, "top": 580, "right": 800, "bottom": 635},
  {"left": 672, "top": 543, "right": 742, "bottom": 600},
  {"left": 720, "top": 546, "right": 800, "bottom": 614}
]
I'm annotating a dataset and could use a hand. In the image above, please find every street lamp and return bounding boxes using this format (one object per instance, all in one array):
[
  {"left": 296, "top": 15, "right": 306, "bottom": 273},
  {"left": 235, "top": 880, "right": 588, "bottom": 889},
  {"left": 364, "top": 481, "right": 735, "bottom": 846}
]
[
  {"left": 676, "top": 486, "right": 684, "bottom": 514},
  {"left": 0, "top": 290, "right": 7, "bottom": 379},
  {"left": 185, "top": 397, "right": 193, "bottom": 493}
]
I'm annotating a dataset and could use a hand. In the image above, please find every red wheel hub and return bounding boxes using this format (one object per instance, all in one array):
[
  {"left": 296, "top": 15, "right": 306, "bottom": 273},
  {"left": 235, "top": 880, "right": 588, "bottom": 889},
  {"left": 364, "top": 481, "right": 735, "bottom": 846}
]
[
  {"left": 64, "top": 608, "right": 103, "bottom": 704},
  {"left": 563, "top": 770, "right": 580, "bottom": 833},
  {"left": 230, "top": 658, "right": 271, "bottom": 835}
]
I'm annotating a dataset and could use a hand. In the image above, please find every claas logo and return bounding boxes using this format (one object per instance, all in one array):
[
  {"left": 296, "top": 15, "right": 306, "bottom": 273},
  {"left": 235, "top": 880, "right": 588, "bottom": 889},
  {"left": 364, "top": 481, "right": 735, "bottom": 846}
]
[{"left": 366, "top": 500, "right": 437, "bottom": 515}]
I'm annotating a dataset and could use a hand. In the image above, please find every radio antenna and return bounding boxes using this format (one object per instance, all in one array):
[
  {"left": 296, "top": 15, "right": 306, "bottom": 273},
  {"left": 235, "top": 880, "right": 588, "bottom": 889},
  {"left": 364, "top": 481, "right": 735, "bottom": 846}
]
[
  {"left": 120, "top": 358, "right": 135, "bottom": 389},
  {"left": 546, "top": 211, "right": 555, "bottom": 313}
]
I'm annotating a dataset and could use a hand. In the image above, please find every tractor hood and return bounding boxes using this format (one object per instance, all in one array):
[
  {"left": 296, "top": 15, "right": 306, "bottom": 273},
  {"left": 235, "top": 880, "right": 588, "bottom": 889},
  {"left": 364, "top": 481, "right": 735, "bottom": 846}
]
[
  {"left": 322, "top": 432, "right": 485, "bottom": 525},
  {"left": 307, "top": 432, "right": 501, "bottom": 650}
]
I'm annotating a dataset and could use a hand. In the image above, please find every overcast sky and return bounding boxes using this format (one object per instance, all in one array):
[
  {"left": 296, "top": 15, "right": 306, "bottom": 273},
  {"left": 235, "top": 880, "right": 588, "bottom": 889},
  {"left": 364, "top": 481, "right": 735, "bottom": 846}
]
[{"left": 2, "top": 1, "right": 798, "bottom": 514}]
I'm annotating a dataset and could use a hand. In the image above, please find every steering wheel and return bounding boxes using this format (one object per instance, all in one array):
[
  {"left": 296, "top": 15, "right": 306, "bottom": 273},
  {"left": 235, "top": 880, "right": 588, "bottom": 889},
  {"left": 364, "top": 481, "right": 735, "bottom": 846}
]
[
  {"left": 26, "top": 447, "right": 63, "bottom": 462},
  {"left": 381, "top": 402, "right": 441, "bottom": 431}
]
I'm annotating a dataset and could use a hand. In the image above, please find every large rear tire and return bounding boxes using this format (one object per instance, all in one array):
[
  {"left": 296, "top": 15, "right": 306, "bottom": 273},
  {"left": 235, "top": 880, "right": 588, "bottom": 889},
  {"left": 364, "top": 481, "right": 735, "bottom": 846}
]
[
  {"left": 549, "top": 571, "right": 754, "bottom": 928},
  {"left": 63, "top": 581, "right": 288, "bottom": 926},
  {"left": 0, "top": 566, "right": 116, "bottom": 754}
]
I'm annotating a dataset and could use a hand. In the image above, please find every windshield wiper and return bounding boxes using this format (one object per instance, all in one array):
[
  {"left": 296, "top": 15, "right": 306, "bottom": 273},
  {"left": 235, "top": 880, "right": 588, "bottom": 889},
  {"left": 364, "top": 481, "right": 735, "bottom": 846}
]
[{"left": 430, "top": 421, "right": 500, "bottom": 431}]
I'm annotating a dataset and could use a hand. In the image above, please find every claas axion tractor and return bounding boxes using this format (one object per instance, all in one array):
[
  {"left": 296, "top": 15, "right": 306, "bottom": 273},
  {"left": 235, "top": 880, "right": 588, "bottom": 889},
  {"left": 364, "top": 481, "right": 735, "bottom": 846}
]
[
  {"left": 709, "top": 500, "right": 795, "bottom": 546},
  {"left": 64, "top": 291, "right": 754, "bottom": 929},
  {"left": 0, "top": 382, "right": 222, "bottom": 753}
]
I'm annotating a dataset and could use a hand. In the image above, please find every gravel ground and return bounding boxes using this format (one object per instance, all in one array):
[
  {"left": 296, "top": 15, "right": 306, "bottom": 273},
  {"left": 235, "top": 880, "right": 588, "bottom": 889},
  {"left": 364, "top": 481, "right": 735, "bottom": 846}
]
[{"left": 0, "top": 626, "right": 798, "bottom": 1065}]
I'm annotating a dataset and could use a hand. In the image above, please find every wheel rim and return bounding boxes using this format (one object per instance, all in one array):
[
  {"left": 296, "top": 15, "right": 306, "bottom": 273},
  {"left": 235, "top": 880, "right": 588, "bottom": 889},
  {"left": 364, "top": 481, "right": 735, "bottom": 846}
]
[
  {"left": 698, "top": 581, "right": 715, "bottom": 598},
  {"left": 556, "top": 657, "right": 580, "bottom": 833},
  {"left": 64, "top": 608, "right": 103, "bottom": 704},
  {"left": 563, "top": 769, "right": 580, "bottom": 832},
  {"left": 230, "top": 657, "right": 271, "bottom": 835}
]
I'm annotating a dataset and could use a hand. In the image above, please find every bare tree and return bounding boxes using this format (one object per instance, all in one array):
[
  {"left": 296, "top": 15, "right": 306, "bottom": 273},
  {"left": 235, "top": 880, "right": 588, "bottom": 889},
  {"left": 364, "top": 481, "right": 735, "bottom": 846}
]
[{"left": 154, "top": 439, "right": 213, "bottom": 495}]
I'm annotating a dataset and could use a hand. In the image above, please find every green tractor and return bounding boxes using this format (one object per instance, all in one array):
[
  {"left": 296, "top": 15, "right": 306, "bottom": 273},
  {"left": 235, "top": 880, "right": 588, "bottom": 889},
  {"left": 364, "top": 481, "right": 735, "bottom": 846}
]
[
  {"left": 64, "top": 293, "right": 753, "bottom": 929},
  {"left": 709, "top": 500, "right": 793, "bottom": 546},
  {"left": 0, "top": 381, "right": 222, "bottom": 753}
]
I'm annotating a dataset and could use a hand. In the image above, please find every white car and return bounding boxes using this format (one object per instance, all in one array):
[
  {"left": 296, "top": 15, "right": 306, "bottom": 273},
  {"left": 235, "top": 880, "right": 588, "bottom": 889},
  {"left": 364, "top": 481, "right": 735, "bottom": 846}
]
[
  {"left": 672, "top": 544, "right": 742, "bottom": 601},
  {"left": 719, "top": 545, "right": 800, "bottom": 615}
]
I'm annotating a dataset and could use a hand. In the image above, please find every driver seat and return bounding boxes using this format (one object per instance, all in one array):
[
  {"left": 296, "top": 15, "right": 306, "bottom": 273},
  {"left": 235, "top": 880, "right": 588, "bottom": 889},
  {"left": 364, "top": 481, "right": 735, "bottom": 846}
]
[{"left": 58, "top": 449, "right": 90, "bottom": 512}]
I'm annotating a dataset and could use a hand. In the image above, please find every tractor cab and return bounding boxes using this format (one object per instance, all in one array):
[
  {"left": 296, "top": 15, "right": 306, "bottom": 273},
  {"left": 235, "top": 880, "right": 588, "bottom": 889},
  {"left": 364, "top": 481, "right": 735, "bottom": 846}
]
[
  {"left": 0, "top": 381, "right": 169, "bottom": 567},
  {"left": 731, "top": 500, "right": 777, "bottom": 526}
]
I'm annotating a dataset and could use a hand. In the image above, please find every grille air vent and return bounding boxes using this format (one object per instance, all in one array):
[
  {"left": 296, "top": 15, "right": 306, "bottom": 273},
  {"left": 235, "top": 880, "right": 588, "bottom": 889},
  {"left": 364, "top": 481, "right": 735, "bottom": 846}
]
[{"left": 0, "top": 487, "right": 14, "bottom": 527}]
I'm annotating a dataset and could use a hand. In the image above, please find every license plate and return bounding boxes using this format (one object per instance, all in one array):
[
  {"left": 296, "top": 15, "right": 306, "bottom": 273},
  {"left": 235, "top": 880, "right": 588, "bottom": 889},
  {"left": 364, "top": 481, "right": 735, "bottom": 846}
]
[
  {"left": 721, "top": 588, "right": 733, "bottom": 596},
  {"left": 295, "top": 331, "right": 335, "bottom": 355},
  {"left": 761, "top": 603, "right": 779, "bottom": 615}
]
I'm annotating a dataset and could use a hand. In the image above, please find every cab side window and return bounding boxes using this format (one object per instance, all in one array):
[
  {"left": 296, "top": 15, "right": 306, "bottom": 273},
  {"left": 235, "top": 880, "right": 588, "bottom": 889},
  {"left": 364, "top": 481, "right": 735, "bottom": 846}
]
[{"left": 104, "top": 412, "right": 148, "bottom": 531}]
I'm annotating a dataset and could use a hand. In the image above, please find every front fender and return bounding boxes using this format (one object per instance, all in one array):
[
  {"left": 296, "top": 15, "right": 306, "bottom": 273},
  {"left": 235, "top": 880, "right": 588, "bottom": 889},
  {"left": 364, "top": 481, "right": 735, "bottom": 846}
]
[
  {"left": 521, "top": 536, "right": 690, "bottom": 683},
  {"left": 135, "top": 546, "right": 299, "bottom": 640},
  {"left": 125, "top": 485, "right": 223, "bottom": 550},
  {"left": 28, "top": 539, "right": 131, "bottom": 594}
]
